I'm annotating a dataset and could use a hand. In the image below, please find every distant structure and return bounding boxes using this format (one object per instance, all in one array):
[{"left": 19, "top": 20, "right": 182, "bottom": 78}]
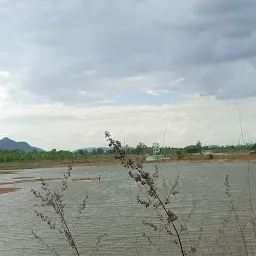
[
  {"left": 202, "top": 150, "right": 214, "bottom": 155},
  {"left": 152, "top": 142, "right": 160, "bottom": 155},
  {"left": 146, "top": 142, "right": 170, "bottom": 162}
]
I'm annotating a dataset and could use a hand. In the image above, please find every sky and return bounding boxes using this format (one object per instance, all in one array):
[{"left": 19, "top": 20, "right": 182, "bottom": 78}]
[{"left": 0, "top": 0, "right": 256, "bottom": 150}]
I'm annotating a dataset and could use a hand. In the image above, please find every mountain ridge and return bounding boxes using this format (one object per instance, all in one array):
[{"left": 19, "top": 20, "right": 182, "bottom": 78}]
[
  {"left": 0, "top": 137, "right": 134, "bottom": 153},
  {"left": 0, "top": 137, "right": 44, "bottom": 152}
]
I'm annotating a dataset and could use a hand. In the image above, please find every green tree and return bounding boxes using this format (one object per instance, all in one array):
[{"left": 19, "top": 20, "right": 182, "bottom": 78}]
[
  {"left": 92, "top": 149, "right": 98, "bottom": 155},
  {"left": 0, "top": 155, "right": 6, "bottom": 163},
  {"left": 77, "top": 149, "right": 84, "bottom": 156},
  {"left": 97, "top": 148, "right": 104, "bottom": 154},
  {"left": 84, "top": 149, "right": 89, "bottom": 159},
  {"left": 176, "top": 150, "right": 183, "bottom": 160},
  {"left": 250, "top": 143, "right": 256, "bottom": 151},
  {"left": 196, "top": 140, "right": 202, "bottom": 153},
  {"left": 185, "top": 145, "right": 199, "bottom": 154},
  {"left": 135, "top": 142, "right": 147, "bottom": 155}
]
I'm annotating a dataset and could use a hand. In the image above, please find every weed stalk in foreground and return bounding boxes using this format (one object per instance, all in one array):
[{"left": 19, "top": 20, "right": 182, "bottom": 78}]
[
  {"left": 105, "top": 131, "right": 193, "bottom": 256},
  {"left": 31, "top": 164, "right": 88, "bottom": 256}
]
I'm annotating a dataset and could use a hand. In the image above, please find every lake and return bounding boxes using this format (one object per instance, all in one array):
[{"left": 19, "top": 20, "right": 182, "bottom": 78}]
[{"left": 1, "top": 162, "right": 256, "bottom": 255}]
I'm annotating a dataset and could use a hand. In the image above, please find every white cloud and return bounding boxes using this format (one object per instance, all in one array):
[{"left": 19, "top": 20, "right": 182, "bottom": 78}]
[
  {"left": 144, "top": 89, "right": 171, "bottom": 96},
  {"left": 0, "top": 96, "right": 255, "bottom": 150}
]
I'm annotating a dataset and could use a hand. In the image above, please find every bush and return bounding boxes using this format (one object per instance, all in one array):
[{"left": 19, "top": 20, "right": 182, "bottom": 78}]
[
  {"left": 208, "top": 153, "right": 214, "bottom": 160},
  {"left": 176, "top": 150, "right": 183, "bottom": 160}
]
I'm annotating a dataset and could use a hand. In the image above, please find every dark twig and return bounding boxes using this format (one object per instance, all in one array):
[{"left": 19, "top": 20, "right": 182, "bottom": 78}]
[
  {"left": 32, "top": 230, "right": 60, "bottom": 256},
  {"left": 31, "top": 164, "right": 82, "bottom": 256},
  {"left": 224, "top": 175, "right": 249, "bottom": 256},
  {"left": 105, "top": 131, "right": 186, "bottom": 256}
]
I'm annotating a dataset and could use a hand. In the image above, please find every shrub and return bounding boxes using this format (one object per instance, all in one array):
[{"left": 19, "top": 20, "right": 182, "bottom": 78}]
[{"left": 208, "top": 153, "right": 214, "bottom": 160}]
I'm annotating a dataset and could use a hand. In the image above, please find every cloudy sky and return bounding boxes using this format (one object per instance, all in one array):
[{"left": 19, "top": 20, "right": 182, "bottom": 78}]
[{"left": 0, "top": 0, "right": 256, "bottom": 150}]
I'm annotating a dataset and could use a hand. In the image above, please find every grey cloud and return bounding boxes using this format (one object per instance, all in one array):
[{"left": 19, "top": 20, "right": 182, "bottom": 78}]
[
  {"left": 195, "top": 0, "right": 255, "bottom": 15},
  {"left": 158, "top": 0, "right": 256, "bottom": 64},
  {"left": 0, "top": 0, "right": 256, "bottom": 103},
  {"left": 193, "top": 0, "right": 256, "bottom": 63}
]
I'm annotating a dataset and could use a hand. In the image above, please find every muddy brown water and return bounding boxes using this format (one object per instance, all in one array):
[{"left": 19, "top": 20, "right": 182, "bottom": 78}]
[{"left": 0, "top": 163, "right": 256, "bottom": 255}]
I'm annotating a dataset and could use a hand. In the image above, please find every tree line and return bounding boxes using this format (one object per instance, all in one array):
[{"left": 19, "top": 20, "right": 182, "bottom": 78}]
[
  {"left": 0, "top": 141, "right": 255, "bottom": 163},
  {"left": 129, "top": 141, "right": 256, "bottom": 155}
]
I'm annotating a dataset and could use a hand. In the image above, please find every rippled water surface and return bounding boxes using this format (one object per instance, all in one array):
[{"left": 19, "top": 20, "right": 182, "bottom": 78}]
[{"left": 1, "top": 162, "right": 256, "bottom": 255}]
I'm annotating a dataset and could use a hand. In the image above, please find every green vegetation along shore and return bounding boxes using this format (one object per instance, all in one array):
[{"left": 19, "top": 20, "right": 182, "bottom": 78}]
[
  {"left": 0, "top": 141, "right": 255, "bottom": 170},
  {"left": 0, "top": 152, "right": 255, "bottom": 171}
]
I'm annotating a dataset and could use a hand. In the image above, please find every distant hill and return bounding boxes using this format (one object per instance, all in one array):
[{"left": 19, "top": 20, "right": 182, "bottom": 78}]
[
  {"left": 74, "top": 146, "right": 134, "bottom": 153},
  {"left": 0, "top": 137, "right": 44, "bottom": 152},
  {"left": 86, "top": 147, "right": 111, "bottom": 152}
]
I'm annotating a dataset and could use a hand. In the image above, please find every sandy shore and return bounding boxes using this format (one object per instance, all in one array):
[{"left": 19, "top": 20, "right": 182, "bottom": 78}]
[
  {"left": 0, "top": 177, "right": 98, "bottom": 194},
  {"left": 0, "top": 154, "right": 255, "bottom": 195},
  {"left": 0, "top": 171, "right": 19, "bottom": 174},
  {"left": 0, "top": 187, "right": 17, "bottom": 194},
  {"left": 0, "top": 159, "right": 121, "bottom": 171},
  {"left": 0, "top": 177, "right": 98, "bottom": 186}
]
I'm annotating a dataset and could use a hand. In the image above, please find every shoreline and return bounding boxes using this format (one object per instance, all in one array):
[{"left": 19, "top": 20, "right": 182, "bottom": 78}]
[
  {"left": 0, "top": 177, "right": 98, "bottom": 186},
  {"left": 0, "top": 155, "right": 255, "bottom": 171},
  {"left": 0, "top": 187, "right": 17, "bottom": 194},
  {"left": 0, "top": 156, "right": 255, "bottom": 195},
  {"left": 0, "top": 177, "right": 98, "bottom": 195}
]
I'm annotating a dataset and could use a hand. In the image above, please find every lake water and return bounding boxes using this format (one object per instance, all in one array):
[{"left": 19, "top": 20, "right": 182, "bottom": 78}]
[{"left": 1, "top": 162, "right": 256, "bottom": 256}]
